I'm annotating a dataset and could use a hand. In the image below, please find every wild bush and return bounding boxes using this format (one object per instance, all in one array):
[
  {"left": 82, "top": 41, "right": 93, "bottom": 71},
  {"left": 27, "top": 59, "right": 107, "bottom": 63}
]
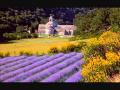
[{"left": 81, "top": 31, "right": 120, "bottom": 82}]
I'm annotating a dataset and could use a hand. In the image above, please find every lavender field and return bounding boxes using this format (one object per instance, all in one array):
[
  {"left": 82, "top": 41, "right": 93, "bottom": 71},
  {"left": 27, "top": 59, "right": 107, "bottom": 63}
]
[{"left": 0, "top": 52, "right": 84, "bottom": 82}]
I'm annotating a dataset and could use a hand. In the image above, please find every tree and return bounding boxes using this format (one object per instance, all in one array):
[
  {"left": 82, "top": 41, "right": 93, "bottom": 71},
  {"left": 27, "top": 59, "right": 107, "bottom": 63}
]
[
  {"left": 109, "top": 8, "right": 120, "bottom": 27},
  {"left": 74, "top": 8, "right": 118, "bottom": 38},
  {"left": 16, "top": 25, "right": 24, "bottom": 33}
]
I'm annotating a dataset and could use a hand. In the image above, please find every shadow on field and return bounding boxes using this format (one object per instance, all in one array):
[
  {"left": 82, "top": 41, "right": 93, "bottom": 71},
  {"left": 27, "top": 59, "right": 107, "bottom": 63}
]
[{"left": 0, "top": 40, "right": 16, "bottom": 44}]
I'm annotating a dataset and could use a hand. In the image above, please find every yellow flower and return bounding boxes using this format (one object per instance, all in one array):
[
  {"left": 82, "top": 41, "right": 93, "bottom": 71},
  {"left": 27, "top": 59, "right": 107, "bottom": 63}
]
[{"left": 106, "top": 51, "right": 120, "bottom": 63}]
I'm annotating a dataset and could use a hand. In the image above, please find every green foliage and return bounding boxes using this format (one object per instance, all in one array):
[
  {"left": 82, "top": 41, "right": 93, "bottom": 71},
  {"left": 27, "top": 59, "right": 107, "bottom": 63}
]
[
  {"left": 21, "top": 32, "right": 31, "bottom": 38},
  {"left": 16, "top": 25, "right": 24, "bottom": 33},
  {"left": 77, "top": 42, "right": 87, "bottom": 51},
  {"left": 31, "top": 33, "right": 38, "bottom": 38},
  {"left": 106, "top": 61, "right": 120, "bottom": 76},
  {"left": 110, "top": 25, "right": 120, "bottom": 33},
  {"left": 109, "top": 8, "right": 120, "bottom": 26},
  {"left": 84, "top": 43, "right": 120, "bottom": 62},
  {"left": 3, "top": 33, "right": 19, "bottom": 40},
  {"left": 3, "top": 32, "right": 32, "bottom": 40},
  {"left": 74, "top": 8, "right": 120, "bottom": 39},
  {"left": 84, "top": 44, "right": 106, "bottom": 60},
  {"left": 0, "top": 24, "right": 9, "bottom": 29}
]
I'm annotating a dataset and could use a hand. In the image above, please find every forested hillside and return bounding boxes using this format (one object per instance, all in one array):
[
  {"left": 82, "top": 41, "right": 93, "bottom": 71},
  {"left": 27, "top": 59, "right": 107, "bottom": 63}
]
[
  {"left": 0, "top": 8, "right": 92, "bottom": 41},
  {"left": 74, "top": 8, "right": 120, "bottom": 39}
]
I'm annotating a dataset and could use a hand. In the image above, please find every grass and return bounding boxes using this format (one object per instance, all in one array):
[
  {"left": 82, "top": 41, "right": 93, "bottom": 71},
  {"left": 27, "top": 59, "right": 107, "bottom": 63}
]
[{"left": 0, "top": 37, "right": 70, "bottom": 56}]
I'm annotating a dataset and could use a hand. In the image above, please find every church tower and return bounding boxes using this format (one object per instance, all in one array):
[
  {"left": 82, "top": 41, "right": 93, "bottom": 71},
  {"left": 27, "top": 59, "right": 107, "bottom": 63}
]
[
  {"left": 45, "top": 14, "right": 58, "bottom": 35},
  {"left": 49, "top": 14, "right": 54, "bottom": 22}
]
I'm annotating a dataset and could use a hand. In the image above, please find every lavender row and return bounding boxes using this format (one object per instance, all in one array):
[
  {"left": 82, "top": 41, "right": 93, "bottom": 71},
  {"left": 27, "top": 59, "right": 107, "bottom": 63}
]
[
  {"left": 2, "top": 53, "right": 64, "bottom": 82},
  {"left": 41, "top": 60, "right": 83, "bottom": 82},
  {"left": 0, "top": 55, "right": 46, "bottom": 72},
  {"left": 0, "top": 56, "right": 39, "bottom": 75},
  {"left": 4, "top": 52, "right": 75, "bottom": 82},
  {"left": 65, "top": 71, "right": 82, "bottom": 82},
  {"left": 0, "top": 56, "right": 48, "bottom": 80},
  {"left": 0, "top": 56, "right": 27, "bottom": 65},
  {"left": 0, "top": 56, "right": 17, "bottom": 62},
  {"left": 20, "top": 53, "right": 82, "bottom": 82},
  {"left": 0, "top": 56, "right": 39, "bottom": 70}
]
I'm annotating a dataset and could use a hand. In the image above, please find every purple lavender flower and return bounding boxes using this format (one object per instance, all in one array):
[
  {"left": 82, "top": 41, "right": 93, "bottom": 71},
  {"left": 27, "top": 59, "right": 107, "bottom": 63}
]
[
  {"left": 1, "top": 52, "right": 84, "bottom": 82},
  {"left": 3, "top": 53, "right": 64, "bottom": 82},
  {"left": 65, "top": 71, "right": 82, "bottom": 82},
  {"left": 0, "top": 56, "right": 27, "bottom": 65},
  {"left": 21, "top": 53, "right": 82, "bottom": 82},
  {"left": 0, "top": 56, "right": 41, "bottom": 70},
  {"left": 0, "top": 55, "right": 49, "bottom": 81},
  {"left": 41, "top": 60, "right": 83, "bottom": 82},
  {"left": 0, "top": 56, "right": 38, "bottom": 74}
]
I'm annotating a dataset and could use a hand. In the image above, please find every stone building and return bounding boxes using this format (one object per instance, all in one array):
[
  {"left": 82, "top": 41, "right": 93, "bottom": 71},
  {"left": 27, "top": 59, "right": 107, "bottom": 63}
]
[{"left": 37, "top": 15, "right": 76, "bottom": 36}]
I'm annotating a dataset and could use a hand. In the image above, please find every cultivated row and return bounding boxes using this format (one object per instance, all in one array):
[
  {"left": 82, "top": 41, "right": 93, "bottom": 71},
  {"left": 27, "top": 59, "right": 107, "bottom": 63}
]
[{"left": 0, "top": 52, "right": 84, "bottom": 82}]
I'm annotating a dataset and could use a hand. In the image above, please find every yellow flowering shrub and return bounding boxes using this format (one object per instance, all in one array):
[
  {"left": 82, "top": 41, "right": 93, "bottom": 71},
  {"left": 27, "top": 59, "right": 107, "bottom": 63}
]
[
  {"left": 106, "top": 51, "right": 120, "bottom": 64},
  {"left": 81, "top": 52, "right": 120, "bottom": 82},
  {"left": 81, "top": 31, "right": 120, "bottom": 82},
  {"left": 99, "top": 31, "right": 120, "bottom": 46},
  {"left": 81, "top": 56, "right": 109, "bottom": 82},
  {"left": 86, "top": 38, "right": 99, "bottom": 47}
]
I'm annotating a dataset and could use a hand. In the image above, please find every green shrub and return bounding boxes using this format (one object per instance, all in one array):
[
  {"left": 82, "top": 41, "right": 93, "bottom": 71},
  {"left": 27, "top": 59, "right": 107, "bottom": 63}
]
[
  {"left": 31, "top": 33, "right": 38, "bottom": 38},
  {"left": 110, "top": 25, "right": 120, "bottom": 33},
  {"left": 3, "top": 33, "right": 19, "bottom": 40},
  {"left": 21, "top": 32, "right": 30, "bottom": 38},
  {"left": 77, "top": 42, "right": 87, "bottom": 51},
  {"left": 106, "top": 61, "right": 120, "bottom": 77},
  {"left": 21, "top": 32, "right": 32, "bottom": 38},
  {"left": 84, "top": 44, "right": 107, "bottom": 61},
  {"left": 3, "top": 32, "right": 33, "bottom": 40}
]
